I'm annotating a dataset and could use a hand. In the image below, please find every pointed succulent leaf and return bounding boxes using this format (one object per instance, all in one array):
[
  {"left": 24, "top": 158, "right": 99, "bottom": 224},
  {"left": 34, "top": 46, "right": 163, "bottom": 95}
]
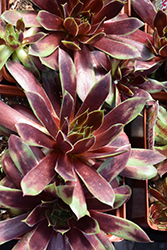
[
  {"left": 2, "top": 151, "right": 22, "bottom": 189},
  {"left": 16, "top": 123, "right": 56, "bottom": 148},
  {"left": 154, "top": 10, "right": 167, "bottom": 37},
  {"left": 84, "top": 234, "right": 108, "bottom": 250},
  {"left": 121, "top": 165, "right": 157, "bottom": 180},
  {"left": 132, "top": 0, "right": 156, "bottom": 29},
  {"left": 127, "top": 148, "right": 165, "bottom": 166},
  {"left": 76, "top": 72, "right": 110, "bottom": 116},
  {"left": 70, "top": 109, "right": 88, "bottom": 130},
  {"left": 0, "top": 100, "right": 38, "bottom": 133},
  {"left": 155, "top": 119, "right": 167, "bottom": 140},
  {"left": 59, "top": 48, "right": 77, "bottom": 102},
  {"left": 67, "top": 228, "right": 95, "bottom": 250},
  {"left": 28, "top": 220, "right": 53, "bottom": 250},
  {"left": 1, "top": 10, "right": 40, "bottom": 27},
  {"left": 84, "top": 110, "right": 104, "bottom": 133},
  {"left": 140, "top": 78, "right": 165, "bottom": 93},
  {"left": 30, "top": 0, "right": 63, "bottom": 16},
  {"left": 71, "top": 136, "right": 95, "bottom": 155},
  {"left": 61, "top": 39, "right": 81, "bottom": 50},
  {"left": 55, "top": 153, "right": 76, "bottom": 181},
  {"left": 26, "top": 91, "right": 58, "bottom": 138},
  {"left": 156, "top": 158, "right": 167, "bottom": 177},
  {"left": 56, "top": 185, "right": 74, "bottom": 205},
  {"left": 0, "top": 186, "right": 40, "bottom": 210},
  {"left": 78, "top": 32, "right": 105, "bottom": 45},
  {"left": 78, "top": 22, "right": 91, "bottom": 35},
  {"left": 0, "top": 45, "right": 13, "bottom": 70},
  {"left": 96, "top": 230, "right": 116, "bottom": 250},
  {"left": 22, "top": 32, "right": 46, "bottom": 45},
  {"left": 37, "top": 11, "right": 64, "bottom": 30},
  {"left": 159, "top": 44, "right": 167, "bottom": 57},
  {"left": 94, "top": 37, "right": 141, "bottom": 60},
  {"left": 6, "top": 61, "right": 58, "bottom": 119},
  {"left": 81, "top": 145, "right": 128, "bottom": 159},
  {"left": 22, "top": 205, "right": 46, "bottom": 227},
  {"left": 56, "top": 130, "right": 73, "bottom": 153},
  {"left": 93, "top": 0, "right": 126, "bottom": 23},
  {"left": 103, "top": 18, "right": 144, "bottom": 35},
  {"left": 149, "top": 187, "right": 167, "bottom": 206},
  {"left": 74, "top": 45, "right": 96, "bottom": 101},
  {"left": 8, "top": 134, "right": 38, "bottom": 175},
  {"left": 97, "top": 146, "right": 130, "bottom": 182},
  {"left": 11, "top": 230, "right": 35, "bottom": 250},
  {"left": 0, "top": 213, "right": 30, "bottom": 245},
  {"left": 15, "top": 48, "right": 40, "bottom": 79},
  {"left": 21, "top": 151, "right": 58, "bottom": 196},
  {"left": 90, "top": 210, "right": 151, "bottom": 242},
  {"left": 60, "top": 91, "right": 74, "bottom": 128},
  {"left": 29, "top": 32, "right": 65, "bottom": 57},
  {"left": 74, "top": 158, "right": 115, "bottom": 207},
  {"left": 96, "top": 97, "right": 147, "bottom": 134},
  {"left": 69, "top": 172, "right": 89, "bottom": 219},
  {"left": 64, "top": 17, "right": 79, "bottom": 36},
  {"left": 92, "top": 124, "right": 124, "bottom": 150},
  {"left": 113, "top": 185, "right": 132, "bottom": 209},
  {"left": 73, "top": 215, "right": 100, "bottom": 235}
]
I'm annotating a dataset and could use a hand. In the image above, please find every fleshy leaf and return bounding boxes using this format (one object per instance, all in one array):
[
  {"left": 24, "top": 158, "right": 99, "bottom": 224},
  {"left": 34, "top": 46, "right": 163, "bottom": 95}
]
[
  {"left": 132, "top": 0, "right": 156, "bottom": 29},
  {"left": 94, "top": 37, "right": 141, "bottom": 60},
  {"left": 92, "top": 124, "right": 124, "bottom": 150},
  {"left": 8, "top": 134, "right": 38, "bottom": 175},
  {"left": 97, "top": 146, "right": 130, "bottom": 182},
  {"left": 29, "top": 32, "right": 65, "bottom": 57},
  {"left": 37, "top": 10, "right": 63, "bottom": 30},
  {"left": 0, "top": 186, "right": 41, "bottom": 210},
  {"left": 74, "top": 158, "right": 115, "bottom": 207},
  {"left": 103, "top": 18, "right": 143, "bottom": 35},
  {"left": 71, "top": 137, "right": 95, "bottom": 155},
  {"left": 21, "top": 151, "right": 58, "bottom": 196},
  {"left": 0, "top": 45, "right": 13, "bottom": 70},
  {"left": 0, "top": 213, "right": 30, "bottom": 245},
  {"left": 16, "top": 123, "right": 56, "bottom": 148},
  {"left": 121, "top": 165, "right": 157, "bottom": 180},
  {"left": 67, "top": 228, "right": 95, "bottom": 250},
  {"left": 90, "top": 210, "right": 151, "bottom": 242},
  {"left": 25, "top": 91, "right": 58, "bottom": 138},
  {"left": 68, "top": 172, "right": 89, "bottom": 219},
  {"left": 76, "top": 72, "right": 111, "bottom": 116},
  {"left": 127, "top": 148, "right": 165, "bottom": 166},
  {"left": 96, "top": 97, "right": 147, "bottom": 134},
  {"left": 59, "top": 48, "right": 77, "bottom": 102},
  {"left": 1, "top": 10, "right": 40, "bottom": 27},
  {"left": 74, "top": 45, "right": 96, "bottom": 101},
  {"left": 28, "top": 220, "right": 53, "bottom": 250},
  {"left": 55, "top": 153, "right": 76, "bottom": 181}
]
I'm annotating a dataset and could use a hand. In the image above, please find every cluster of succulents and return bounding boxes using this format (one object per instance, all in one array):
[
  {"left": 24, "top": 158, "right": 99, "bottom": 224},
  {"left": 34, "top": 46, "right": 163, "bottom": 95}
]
[{"left": 0, "top": 0, "right": 166, "bottom": 249}]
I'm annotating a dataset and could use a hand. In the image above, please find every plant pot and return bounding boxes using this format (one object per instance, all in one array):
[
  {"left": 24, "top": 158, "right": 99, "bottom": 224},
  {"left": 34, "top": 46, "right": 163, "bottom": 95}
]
[
  {"left": 125, "top": 104, "right": 167, "bottom": 240},
  {"left": 0, "top": 84, "right": 25, "bottom": 97},
  {"left": 151, "top": 91, "right": 167, "bottom": 102}
]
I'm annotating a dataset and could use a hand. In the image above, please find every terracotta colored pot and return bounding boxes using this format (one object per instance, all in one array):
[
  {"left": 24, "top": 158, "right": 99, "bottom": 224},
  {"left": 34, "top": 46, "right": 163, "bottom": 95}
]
[
  {"left": 0, "top": 84, "right": 25, "bottom": 97},
  {"left": 151, "top": 91, "right": 167, "bottom": 102}
]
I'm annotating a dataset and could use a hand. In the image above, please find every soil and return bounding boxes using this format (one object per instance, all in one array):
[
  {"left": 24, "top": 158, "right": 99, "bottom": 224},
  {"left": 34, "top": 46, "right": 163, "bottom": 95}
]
[{"left": 9, "top": 0, "right": 34, "bottom": 10}]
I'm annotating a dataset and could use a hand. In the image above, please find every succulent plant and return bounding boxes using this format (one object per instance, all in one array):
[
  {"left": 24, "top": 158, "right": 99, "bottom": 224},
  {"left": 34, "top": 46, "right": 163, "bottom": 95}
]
[
  {"left": 132, "top": 0, "right": 167, "bottom": 76},
  {"left": 1, "top": 0, "right": 150, "bottom": 101},
  {"left": 0, "top": 133, "right": 154, "bottom": 249},
  {"left": 0, "top": 16, "right": 45, "bottom": 78},
  {"left": 149, "top": 180, "right": 167, "bottom": 230}
]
